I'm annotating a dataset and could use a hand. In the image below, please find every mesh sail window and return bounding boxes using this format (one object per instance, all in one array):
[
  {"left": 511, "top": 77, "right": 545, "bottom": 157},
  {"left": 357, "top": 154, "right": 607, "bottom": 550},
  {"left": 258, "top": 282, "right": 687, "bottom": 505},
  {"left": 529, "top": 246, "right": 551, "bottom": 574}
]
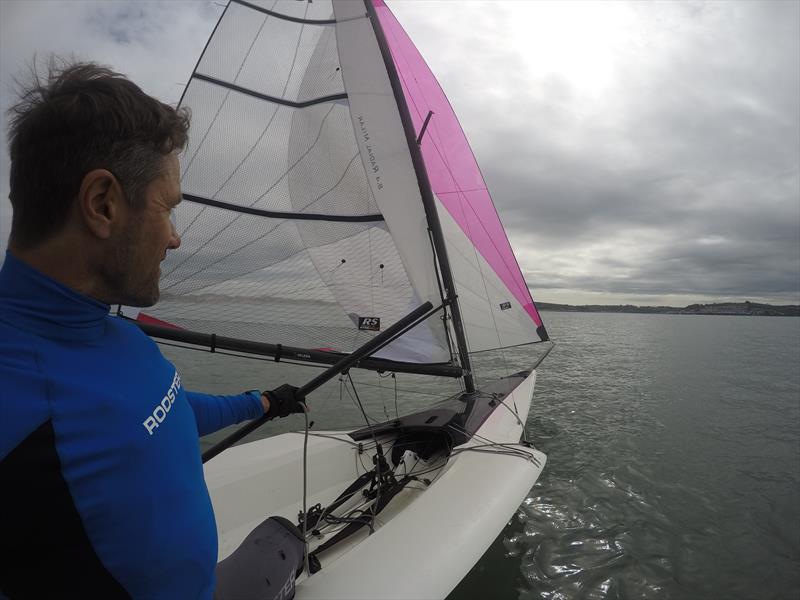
[{"left": 141, "top": 0, "right": 451, "bottom": 364}]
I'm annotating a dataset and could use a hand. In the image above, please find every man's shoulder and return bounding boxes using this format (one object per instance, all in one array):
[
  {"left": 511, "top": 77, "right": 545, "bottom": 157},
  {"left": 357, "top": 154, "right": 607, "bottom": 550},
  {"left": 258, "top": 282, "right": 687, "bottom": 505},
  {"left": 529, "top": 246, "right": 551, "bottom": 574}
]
[
  {"left": 105, "top": 314, "right": 160, "bottom": 348},
  {"left": 0, "top": 321, "right": 51, "bottom": 460},
  {"left": 0, "top": 319, "right": 44, "bottom": 381}
]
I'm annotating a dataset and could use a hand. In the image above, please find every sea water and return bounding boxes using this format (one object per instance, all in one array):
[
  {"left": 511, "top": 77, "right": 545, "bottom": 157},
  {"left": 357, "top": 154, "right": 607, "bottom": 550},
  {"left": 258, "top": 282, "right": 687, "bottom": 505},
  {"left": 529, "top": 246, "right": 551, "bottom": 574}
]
[{"left": 163, "top": 311, "right": 800, "bottom": 599}]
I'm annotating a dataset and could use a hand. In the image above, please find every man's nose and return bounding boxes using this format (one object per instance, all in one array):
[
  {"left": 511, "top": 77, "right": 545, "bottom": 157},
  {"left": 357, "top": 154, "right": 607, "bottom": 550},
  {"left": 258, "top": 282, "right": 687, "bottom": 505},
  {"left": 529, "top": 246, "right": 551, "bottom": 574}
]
[{"left": 168, "top": 222, "right": 181, "bottom": 250}]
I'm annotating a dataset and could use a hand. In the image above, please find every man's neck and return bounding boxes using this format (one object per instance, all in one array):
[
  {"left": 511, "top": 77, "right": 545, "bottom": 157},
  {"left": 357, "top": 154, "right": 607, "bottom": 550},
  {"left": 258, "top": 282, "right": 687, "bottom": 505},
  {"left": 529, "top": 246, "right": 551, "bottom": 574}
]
[{"left": 10, "top": 234, "right": 102, "bottom": 301}]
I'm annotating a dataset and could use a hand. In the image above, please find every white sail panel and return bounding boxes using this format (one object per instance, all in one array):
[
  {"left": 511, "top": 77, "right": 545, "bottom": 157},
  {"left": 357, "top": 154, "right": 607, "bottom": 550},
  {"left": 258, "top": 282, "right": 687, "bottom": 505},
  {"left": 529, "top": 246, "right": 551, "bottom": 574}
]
[
  {"left": 140, "top": 0, "right": 452, "bottom": 364},
  {"left": 436, "top": 196, "right": 541, "bottom": 352},
  {"left": 195, "top": 2, "right": 343, "bottom": 104},
  {"left": 332, "top": 0, "right": 452, "bottom": 357}
]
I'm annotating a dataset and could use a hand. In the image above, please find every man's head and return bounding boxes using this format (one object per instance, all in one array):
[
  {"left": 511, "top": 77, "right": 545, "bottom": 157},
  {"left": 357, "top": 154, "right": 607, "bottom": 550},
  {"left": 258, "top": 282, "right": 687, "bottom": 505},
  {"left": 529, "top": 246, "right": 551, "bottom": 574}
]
[{"left": 6, "top": 59, "right": 190, "bottom": 306}]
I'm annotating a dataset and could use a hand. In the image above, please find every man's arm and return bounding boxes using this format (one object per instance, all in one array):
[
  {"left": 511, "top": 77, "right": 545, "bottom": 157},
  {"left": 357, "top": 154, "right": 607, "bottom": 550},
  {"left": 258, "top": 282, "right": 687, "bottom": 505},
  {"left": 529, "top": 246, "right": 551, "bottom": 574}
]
[
  {"left": 185, "top": 391, "right": 265, "bottom": 437},
  {"left": 186, "top": 385, "right": 303, "bottom": 437}
]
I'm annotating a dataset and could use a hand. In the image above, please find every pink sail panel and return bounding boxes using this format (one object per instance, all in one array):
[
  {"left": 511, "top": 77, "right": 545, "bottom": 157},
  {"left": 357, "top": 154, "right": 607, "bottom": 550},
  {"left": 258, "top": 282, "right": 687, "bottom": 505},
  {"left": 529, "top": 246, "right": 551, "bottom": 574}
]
[{"left": 372, "top": 0, "right": 543, "bottom": 327}]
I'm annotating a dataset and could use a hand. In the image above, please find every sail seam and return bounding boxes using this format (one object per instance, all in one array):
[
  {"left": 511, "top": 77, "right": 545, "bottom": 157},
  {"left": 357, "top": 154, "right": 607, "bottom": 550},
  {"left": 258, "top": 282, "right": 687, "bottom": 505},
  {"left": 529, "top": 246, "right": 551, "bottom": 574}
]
[
  {"left": 162, "top": 104, "right": 346, "bottom": 290},
  {"left": 182, "top": 194, "right": 384, "bottom": 223},
  {"left": 180, "top": 10, "right": 270, "bottom": 177},
  {"left": 165, "top": 3, "right": 314, "bottom": 281},
  {"left": 231, "top": 0, "right": 337, "bottom": 24},
  {"left": 192, "top": 73, "right": 347, "bottom": 108}
]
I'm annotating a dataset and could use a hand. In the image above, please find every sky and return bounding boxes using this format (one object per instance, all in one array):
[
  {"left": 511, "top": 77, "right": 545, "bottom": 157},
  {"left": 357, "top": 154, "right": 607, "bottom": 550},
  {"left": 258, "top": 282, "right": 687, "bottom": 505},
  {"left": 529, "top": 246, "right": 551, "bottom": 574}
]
[{"left": 0, "top": 0, "right": 798, "bottom": 307}]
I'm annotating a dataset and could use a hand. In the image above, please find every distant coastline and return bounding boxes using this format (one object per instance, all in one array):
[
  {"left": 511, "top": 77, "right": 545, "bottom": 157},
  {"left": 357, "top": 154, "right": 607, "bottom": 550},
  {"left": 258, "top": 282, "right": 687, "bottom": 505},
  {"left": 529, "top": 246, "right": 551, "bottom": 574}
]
[{"left": 536, "top": 301, "right": 800, "bottom": 317}]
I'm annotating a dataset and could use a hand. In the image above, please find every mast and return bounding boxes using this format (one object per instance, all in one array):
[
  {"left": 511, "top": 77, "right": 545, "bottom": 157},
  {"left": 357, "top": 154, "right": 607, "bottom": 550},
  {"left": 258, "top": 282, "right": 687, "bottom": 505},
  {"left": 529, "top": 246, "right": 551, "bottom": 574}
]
[{"left": 363, "top": 0, "right": 476, "bottom": 393}]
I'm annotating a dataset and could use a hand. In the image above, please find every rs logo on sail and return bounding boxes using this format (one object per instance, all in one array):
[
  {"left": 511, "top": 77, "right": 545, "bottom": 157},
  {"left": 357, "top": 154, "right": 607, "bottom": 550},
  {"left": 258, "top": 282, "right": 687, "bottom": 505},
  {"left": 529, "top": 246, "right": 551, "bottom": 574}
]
[{"left": 143, "top": 371, "right": 182, "bottom": 435}]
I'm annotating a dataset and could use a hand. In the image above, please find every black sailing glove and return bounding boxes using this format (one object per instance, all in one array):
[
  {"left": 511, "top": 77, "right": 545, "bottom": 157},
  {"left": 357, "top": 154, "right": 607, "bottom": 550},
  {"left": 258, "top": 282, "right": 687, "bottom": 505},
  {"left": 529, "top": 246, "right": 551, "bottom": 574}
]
[{"left": 264, "top": 384, "right": 306, "bottom": 420}]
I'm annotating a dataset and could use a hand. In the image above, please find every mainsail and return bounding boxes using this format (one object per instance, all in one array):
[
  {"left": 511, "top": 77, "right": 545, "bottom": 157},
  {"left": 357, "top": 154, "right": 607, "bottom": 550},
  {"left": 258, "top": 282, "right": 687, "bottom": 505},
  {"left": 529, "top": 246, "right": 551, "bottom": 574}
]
[{"left": 135, "top": 0, "right": 547, "bottom": 374}]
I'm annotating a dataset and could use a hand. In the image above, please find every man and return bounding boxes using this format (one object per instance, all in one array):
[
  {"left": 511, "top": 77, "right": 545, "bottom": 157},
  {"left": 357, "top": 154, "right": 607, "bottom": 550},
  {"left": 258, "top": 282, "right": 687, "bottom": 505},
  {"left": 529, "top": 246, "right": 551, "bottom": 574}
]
[{"left": 0, "top": 61, "right": 304, "bottom": 598}]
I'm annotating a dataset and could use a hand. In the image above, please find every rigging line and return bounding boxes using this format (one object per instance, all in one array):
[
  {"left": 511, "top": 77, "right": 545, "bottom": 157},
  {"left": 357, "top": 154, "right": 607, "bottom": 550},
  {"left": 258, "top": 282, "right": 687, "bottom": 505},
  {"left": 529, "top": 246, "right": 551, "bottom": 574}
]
[
  {"left": 342, "top": 376, "right": 382, "bottom": 426},
  {"left": 346, "top": 372, "right": 382, "bottom": 534},
  {"left": 467, "top": 338, "right": 554, "bottom": 356},
  {"left": 434, "top": 231, "right": 516, "bottom": 302},
  {"left": 301, "top": 382, "right": 387, "bottom": 539},
  {"left": 494, "top": 396, "right": 531, "bottom": 442},
  {"left": 178, "top": 0, "right": 279, "bottom": 229},
  {"left": 449, "top": 437, "right": 536, "bottom": 461},
  {"left": 301, "top": 402, "right": 311, "bottom": 577},
  {"left": 348, "top": 376, "right": 452, "bottom": 400},
  {"left": 396, "top": 80, "right": 504, "bottom": 367},
  {"left": 446, "top": 422, "right": 501, "bottom": 449},
  {"left": 447, "top": 191, "right": 508, "bottom": 356},
  {"left": 393, "top": 373, "right": 399, "bottom": 419},
  {"left": 427, "top": 187, "right": 478, "bottom": 384},
  {"left": 423, "top": 147, "right": 518, "bottom": 376},
  {"left": 446, "top": 424, "right": 538, "bottom": 463},
  {"left": 427, "top": 229, "right": 455, "bottom": 365},
  {"left": 367, "top": 0, "right": 474, "bottom": 394},
  {"left": 450, "top": 444, "right": 541, "bottom": 465},
  {"left": 305, "top": 464, "right": 397, "bottom": 538},
  {"left": 162, "top": 103, "right": 339, "bottom": 291},
  {"left": 310, "top": 447, "right": 446, "bottom": 538},
  {"left": 443, "top": 412, "right": 531, "bottom": 452},
  {"left": 444, "top": 408, "right": 521, "bottom": 449},
  {"left": 394, "top": 61, "right": 536, "bottom": 315},
  {"left": 312, "top": 496, "right": 377, "bottom": 537},
  {"left": 377, "top": 371, "right": 389, "bottom": 420},
  {"left": 165, "top": 2, "right": 320, "bottom": 282}
]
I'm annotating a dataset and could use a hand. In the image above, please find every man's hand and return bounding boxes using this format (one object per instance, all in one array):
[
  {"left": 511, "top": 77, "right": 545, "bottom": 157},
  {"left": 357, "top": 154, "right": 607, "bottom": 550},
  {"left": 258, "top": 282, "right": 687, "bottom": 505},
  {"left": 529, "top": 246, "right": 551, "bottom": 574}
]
[{"left": 262, "top": 384, "right": 306, "bottom": 420}]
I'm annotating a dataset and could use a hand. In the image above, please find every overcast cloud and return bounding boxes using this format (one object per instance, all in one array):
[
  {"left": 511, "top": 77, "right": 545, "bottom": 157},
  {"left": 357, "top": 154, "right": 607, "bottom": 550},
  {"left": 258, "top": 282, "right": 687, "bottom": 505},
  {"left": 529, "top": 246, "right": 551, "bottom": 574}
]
[{"left": 1, "top": 0, "right": 798, "bottom": 305}]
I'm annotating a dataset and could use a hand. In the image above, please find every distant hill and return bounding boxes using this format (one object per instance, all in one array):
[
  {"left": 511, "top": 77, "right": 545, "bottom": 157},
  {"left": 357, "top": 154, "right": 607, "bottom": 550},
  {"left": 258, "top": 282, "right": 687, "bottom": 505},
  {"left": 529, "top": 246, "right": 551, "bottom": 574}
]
[{"left": 536, "top": 301, "right": 800, "bottom": 317}]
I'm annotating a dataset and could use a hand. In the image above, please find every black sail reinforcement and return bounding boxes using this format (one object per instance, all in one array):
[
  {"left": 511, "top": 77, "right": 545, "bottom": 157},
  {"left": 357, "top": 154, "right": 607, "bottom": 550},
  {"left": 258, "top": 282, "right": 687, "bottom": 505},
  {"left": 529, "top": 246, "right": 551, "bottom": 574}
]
[{"left": 182, "top": 194, "right": 383, "bottom": 223}]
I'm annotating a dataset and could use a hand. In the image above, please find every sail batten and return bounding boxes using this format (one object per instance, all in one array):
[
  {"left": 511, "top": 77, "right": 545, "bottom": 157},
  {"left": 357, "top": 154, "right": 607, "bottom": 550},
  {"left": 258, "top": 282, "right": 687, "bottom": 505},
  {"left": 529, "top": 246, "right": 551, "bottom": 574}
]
[
  {"left": 182, "top": 194, "right": 384, "bottom": 223},
  {"left": 191, "top": 73, "right": 347, "bottom": 108},
  {"left": 231, "top": 0, "right": 337, "bottom": 25}
]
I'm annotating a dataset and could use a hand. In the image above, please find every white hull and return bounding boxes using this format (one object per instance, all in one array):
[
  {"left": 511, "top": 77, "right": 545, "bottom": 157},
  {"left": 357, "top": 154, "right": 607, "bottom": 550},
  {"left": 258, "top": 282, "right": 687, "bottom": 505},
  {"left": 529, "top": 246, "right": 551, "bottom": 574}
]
[{"left": 205, "top": 370, "right": 546, "bottom": 599}]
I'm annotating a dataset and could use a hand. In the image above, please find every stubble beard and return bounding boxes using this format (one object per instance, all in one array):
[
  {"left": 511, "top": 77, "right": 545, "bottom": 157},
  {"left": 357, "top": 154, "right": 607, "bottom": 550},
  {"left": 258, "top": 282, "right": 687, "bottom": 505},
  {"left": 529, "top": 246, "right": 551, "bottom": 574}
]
[{"left": 99, "top": 226, "right": 161, "bottom": 307}]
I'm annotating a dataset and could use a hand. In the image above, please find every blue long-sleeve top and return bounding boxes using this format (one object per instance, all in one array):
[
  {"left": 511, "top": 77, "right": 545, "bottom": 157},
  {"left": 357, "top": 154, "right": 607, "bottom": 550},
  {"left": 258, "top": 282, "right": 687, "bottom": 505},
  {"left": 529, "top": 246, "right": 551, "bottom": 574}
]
[{"left": 0, "top": 252, "right": 264, "bottom": 599}]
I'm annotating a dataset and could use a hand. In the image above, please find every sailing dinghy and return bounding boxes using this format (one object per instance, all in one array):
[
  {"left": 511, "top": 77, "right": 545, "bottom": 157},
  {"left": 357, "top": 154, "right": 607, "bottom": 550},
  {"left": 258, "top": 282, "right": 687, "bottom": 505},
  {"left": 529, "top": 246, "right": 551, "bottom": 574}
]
[{"left": 124, "top": 0, "right": 552, "bottom": 597}]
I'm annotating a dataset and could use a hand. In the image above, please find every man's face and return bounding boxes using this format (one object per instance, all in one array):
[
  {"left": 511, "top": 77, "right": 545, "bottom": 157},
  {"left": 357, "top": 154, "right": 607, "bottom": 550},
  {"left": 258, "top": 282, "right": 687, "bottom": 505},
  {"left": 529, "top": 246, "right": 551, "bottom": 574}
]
[{"left": 101, "top": 153, "right": 182, "bottom": 307}]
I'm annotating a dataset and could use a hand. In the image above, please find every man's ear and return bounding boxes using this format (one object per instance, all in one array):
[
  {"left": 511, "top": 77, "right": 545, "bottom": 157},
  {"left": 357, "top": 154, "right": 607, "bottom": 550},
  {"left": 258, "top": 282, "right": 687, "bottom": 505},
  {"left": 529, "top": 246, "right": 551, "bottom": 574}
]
[{"left": 77, "top": 169, "right": 125, "bottom": 240}]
